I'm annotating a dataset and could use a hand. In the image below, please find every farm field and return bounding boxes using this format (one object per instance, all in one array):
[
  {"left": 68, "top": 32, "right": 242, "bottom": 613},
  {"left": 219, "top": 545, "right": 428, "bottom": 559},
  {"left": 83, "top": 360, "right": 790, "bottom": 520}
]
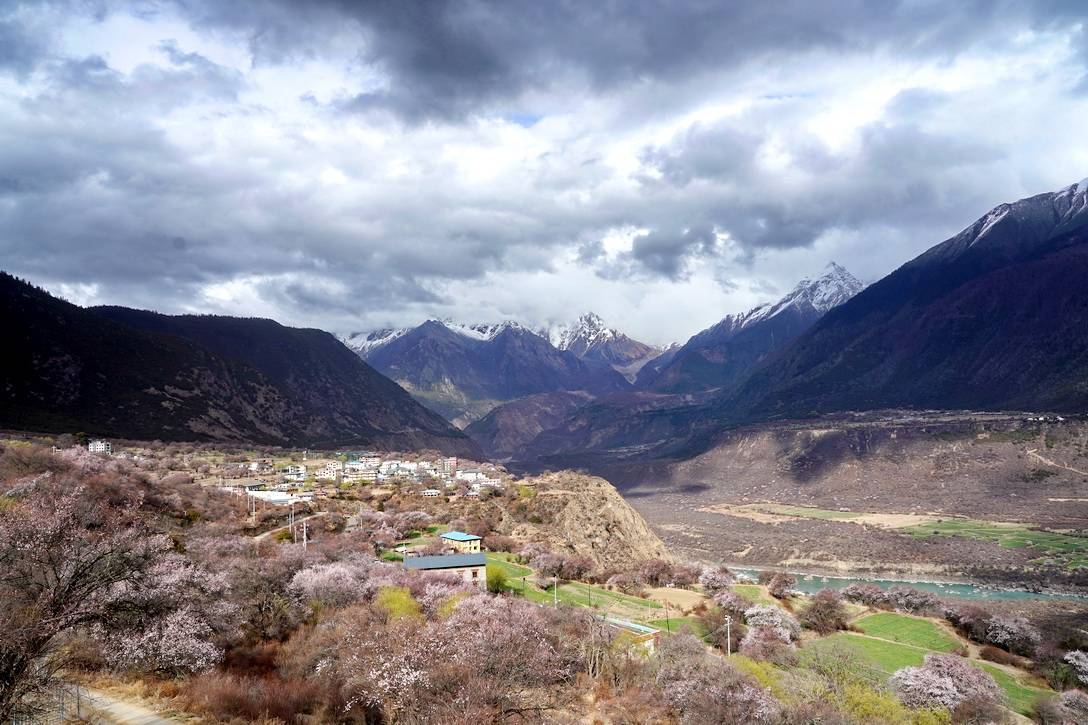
[
  {"left": 812, "top": 628, "right": 1053, "bottom": 714},
  {"left": 853, "top": 612, "right": 959, "bottom": 652},
  {"left": 731, "top": 584, "right": 779, "bottom": 606},
  {"left": 648, "top": 616, "right": 708, "bottom": 637},
  {"left": 979, "top": 663, "right": 1054, "bottom": 715},
  {"left": 905, "top": 519, "right": 1088, "bottom": 569},
  {"left": 757, "top": 504, "right": 862, "bottom": 521}
]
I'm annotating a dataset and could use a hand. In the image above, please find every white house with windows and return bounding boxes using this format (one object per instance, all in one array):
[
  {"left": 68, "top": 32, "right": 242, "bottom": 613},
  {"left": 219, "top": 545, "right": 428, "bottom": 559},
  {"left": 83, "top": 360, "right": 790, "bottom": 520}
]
[
  {"left": 317, "top": 461, "right": 343, "bottom": 481},
  {"left": 87, "top": 440, "right": 112, "bottom": 455}
]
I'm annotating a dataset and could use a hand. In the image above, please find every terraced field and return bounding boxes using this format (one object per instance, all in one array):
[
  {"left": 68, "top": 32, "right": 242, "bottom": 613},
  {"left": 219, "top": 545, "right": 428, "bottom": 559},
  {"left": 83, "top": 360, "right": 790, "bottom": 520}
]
[{"left": 853, "top": 612, "right": 959, "bottom": 652}]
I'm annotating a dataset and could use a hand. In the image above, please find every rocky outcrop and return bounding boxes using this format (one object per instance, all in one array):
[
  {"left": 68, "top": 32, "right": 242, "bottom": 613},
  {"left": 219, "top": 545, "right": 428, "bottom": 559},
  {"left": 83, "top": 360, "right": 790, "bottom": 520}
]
[{"left": 502, "top": 471, "right": 673, "bottom": 570}]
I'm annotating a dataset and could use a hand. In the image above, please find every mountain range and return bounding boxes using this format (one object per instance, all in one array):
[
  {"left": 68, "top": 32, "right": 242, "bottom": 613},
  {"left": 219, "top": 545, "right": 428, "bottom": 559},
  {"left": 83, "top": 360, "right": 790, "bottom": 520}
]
[
  {"left": 541, "top": 312, "right": 662, "bottom": 381},
  {"left": 345, "top": 319, "right": 632, "bottom": 427},
  {"left": 0, "top": 274, "right": 480, "bottom": 455},
  {"left": 519, "top": 179, "right": 1088, "bottom": 471}
]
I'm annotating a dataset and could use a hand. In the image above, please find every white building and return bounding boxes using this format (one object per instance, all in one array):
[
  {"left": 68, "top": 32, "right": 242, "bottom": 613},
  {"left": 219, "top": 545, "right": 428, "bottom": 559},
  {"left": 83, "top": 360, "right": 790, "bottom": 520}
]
[
  {"left": 439, "top": 457, "right": 457, "bottom": 477},
  {"left": 282, "top": 464, "right": 307, "bottom": 482},
  {"left": 358, "top": 455, "right": 381, "bottom": 468},
  {"left": 87, "top": 440, "right": 112, "bottom": 455},
  {"left": 421, "top": 488, "right": 442, "bottom": 497},
  {"left": 456, "top": 469, "right": 484, "bottom": 482},
  {"left": 317, "top": 461, "right": 343, "bottom": 481}
]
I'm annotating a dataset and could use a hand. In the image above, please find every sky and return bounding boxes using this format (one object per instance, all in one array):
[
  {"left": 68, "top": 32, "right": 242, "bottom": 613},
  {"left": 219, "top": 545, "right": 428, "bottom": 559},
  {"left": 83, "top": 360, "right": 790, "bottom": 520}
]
[{"left": 2, "top": 1, "right": 1088, "bottom": 346}]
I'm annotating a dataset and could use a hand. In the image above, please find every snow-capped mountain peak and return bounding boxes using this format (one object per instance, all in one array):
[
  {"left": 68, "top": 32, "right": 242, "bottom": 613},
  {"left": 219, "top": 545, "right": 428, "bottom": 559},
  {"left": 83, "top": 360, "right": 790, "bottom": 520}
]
[
  {"left": 745, "top": 262, "right": 864, "bottom": 326},
  {"left": 548, "top": 312, "right": 619, "bottom": 351},
  {"left": 341, "top": 327, "right": 409, "bottom": 356}
]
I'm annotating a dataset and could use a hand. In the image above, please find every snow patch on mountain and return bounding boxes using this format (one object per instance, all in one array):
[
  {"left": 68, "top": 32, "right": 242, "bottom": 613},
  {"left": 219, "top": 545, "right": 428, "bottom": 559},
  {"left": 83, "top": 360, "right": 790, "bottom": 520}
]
[
  {"left": 445, "top": 320, "right": 534, "bottom": 341},
  {"left": 341, "top": 327, "right": 409, "bottom": 356}
]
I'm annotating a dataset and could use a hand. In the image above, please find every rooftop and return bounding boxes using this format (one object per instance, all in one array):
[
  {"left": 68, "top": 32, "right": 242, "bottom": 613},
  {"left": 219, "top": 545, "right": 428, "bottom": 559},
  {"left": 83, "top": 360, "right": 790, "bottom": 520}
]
[
  {"left": 403, "top": 553, "right": 486, "bottom": 570},
  {"left": 440, "top": 530, "right": 481, "bottom": 542}
]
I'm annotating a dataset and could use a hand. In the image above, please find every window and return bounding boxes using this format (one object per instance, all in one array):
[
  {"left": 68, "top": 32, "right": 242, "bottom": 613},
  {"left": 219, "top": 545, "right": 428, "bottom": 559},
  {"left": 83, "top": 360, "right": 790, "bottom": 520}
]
[{"left": 471, "top": 570, "right": 479, "bottom": 578}]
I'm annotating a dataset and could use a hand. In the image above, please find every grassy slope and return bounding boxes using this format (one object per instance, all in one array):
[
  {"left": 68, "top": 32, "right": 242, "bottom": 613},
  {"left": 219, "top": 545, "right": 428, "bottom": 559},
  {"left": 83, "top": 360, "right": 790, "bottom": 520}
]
[
  {"left": 853, "top": 612, "right": 959, "bottom": 652},
  {"left": 811, "top": 628, "right": 1051, "bottom": 714}
]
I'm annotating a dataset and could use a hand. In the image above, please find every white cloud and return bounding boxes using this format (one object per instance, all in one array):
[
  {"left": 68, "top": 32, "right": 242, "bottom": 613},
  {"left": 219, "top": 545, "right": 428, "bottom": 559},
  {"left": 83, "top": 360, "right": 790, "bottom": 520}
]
[{"left": 2, "top": 2, "right": 1088, "bottom": 347}]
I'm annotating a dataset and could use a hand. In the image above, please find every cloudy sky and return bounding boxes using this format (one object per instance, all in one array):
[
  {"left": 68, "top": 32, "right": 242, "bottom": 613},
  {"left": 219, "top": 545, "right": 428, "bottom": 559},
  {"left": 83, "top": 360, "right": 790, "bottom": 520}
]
[{"left": 3, "top": 1, "right": 1088, "bottom": 345}]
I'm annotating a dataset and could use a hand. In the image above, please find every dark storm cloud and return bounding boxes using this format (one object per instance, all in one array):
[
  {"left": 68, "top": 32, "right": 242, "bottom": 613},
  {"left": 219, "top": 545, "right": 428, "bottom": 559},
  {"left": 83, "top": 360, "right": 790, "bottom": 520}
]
[
  {"left": 163, "top": 0, "right": 1088, "bottom": 121},
  {"left": 1, "top": 0, "right": 1087, "bottom": 338},
  {"left": 625, "top": 226, "right": 719, "bottom": 280}
]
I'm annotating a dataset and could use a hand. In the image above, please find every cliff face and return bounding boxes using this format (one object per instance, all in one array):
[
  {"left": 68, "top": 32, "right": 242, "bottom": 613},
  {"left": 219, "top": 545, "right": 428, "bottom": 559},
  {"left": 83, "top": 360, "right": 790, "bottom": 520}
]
[{"left": 503, "top": 471, "right": 673, "bottom": 570}]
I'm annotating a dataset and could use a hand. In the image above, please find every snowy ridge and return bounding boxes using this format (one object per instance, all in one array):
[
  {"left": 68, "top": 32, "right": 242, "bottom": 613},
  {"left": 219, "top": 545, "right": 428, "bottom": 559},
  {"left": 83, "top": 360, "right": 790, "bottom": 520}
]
[
  {"left": 341, "top": 327, "right": 409, "bottom": 356},
  {"left": 742, "top": 262, "right": 865, "bottom": 328},
  {"left": 344, "top": 319, "right": 537, "bottom": 357},
  {"left": 545, "top": 312, "right": 619, "bottom": 351},
  {"left": 444, "top": 319, "right": 534, "bottom": 341}
]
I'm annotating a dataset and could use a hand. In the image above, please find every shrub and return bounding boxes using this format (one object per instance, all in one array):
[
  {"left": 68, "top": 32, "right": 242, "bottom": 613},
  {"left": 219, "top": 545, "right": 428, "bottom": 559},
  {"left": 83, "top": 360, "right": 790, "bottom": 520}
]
[
  {"left": 889, "top": 653, "right": 1004, "bottom": 711},
  {"left": 768, "top": 573, "right": 797, "bottom": 599},
  {"left": 887, "top": 585, "right": 942, "bottom": 614},
  {"left": 978, "top": 645, "right": 1024, "bottom": 668},
  {"left": 483, "top": 533, "right": 515, "bottom": 552},
  {"left": 799, "top": 589, "right": 849, "bottom": 634},
  {"left": 1064, "top": 650, "right": 1088, "bottom": 686},
  {"left": 842, "top": 582, "right": 888, "bottom": 606},
  {"left": 486, "top": 565, "right": 509, "bottom": 594},
  {"left": 985, "top": 615, "right": 1041, "bottom": 656},
  {"left": 182, "top": 672, "right": 321, "bottom": 724},
  {"left": 714, "top": 590, "right": 754, "bottom": 618},
  {"left": 373, "top": 586, "right": 422, "bottom": 620},
  {"left": 744, "top": 605, "right": 801, "bottom": 642},
  {"left": 740, "top": 627, "right": 797, "bottom": 666},
  {"left": 698, "top": 566, "right": 734, "bottom": 596}
]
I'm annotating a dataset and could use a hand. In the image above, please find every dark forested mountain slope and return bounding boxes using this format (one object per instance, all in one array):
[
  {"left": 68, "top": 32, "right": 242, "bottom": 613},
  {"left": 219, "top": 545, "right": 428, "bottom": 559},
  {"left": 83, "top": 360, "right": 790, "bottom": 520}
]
[
  {"left": 0, "top": 274, "right": 479, "bottom": 455},
  {"left": 729, "top": 180, "right": 1088, "bottom": 418}
]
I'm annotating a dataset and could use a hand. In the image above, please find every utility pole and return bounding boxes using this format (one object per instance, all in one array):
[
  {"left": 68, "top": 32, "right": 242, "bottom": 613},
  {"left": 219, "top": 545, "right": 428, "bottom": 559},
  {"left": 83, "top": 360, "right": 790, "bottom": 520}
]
[
  {"left": 665, "top": 601, "right": 671, "bottom": 634},
  {"left": 724, "top": 615, "right": 732, "bottom": 656},
  {"left": 302, "top": 520, "right": 309, "bottom": 549},
  {"left": 553, "top": 576, "right": 558, "bottom": 609}
]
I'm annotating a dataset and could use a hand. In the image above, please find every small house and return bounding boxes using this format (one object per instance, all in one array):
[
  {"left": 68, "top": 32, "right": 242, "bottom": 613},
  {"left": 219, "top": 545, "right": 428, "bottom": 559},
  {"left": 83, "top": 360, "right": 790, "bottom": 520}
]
[
  {"left": 88, "top": 440, "right": 112, "bottom": 455},
  {"left": 403, "top": 553, "right": 486, "bottom": 588},
  {"left": 440, "top": 530, "right": 482, "bottom": 553}
]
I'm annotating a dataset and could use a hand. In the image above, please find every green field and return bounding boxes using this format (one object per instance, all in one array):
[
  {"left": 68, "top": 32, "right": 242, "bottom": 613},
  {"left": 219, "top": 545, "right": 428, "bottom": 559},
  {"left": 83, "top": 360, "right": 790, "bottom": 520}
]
[
  {"left": 731, "top": 584, "right": 779, "bottom": 606},
  {"left": 485, "top": 554, "right": 662, "bottom": 616},
  {"left": 979, "top": 663, "right": 1053, "bottom": 714},
  {"left": 485, "top": 552, "right": 532, "bottom": 578},
  {"left": 810, "top": 632, "right": 926, "bottom": 676},
  {"left": 649, "top": 616, "right": 708, "bottom": 637},
  {"left": 854, "top": 613, "right": 960, "bottom": 652},
  {"left": 809, "top": 632, "right": 1051, "bottom": 714},
  {"left": 905, "top": 519, "right": 1088, "bottom": 569},
  {"left": 759, "top": 504, "right": 862, "bottom": 521}
]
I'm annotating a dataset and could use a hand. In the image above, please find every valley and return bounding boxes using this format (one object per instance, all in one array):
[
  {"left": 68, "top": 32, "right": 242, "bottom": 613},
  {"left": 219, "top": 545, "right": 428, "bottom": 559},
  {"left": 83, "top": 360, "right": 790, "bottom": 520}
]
[{"left": 611, "top": 412, "right": 1088, "bottom": 588}]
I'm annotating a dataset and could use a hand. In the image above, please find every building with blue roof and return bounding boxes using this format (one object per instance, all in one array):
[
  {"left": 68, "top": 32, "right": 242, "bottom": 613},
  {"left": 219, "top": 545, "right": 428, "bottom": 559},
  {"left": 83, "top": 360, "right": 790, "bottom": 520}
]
[{"left": 440, "top": 530, "right": 482, "bottom": 553}]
